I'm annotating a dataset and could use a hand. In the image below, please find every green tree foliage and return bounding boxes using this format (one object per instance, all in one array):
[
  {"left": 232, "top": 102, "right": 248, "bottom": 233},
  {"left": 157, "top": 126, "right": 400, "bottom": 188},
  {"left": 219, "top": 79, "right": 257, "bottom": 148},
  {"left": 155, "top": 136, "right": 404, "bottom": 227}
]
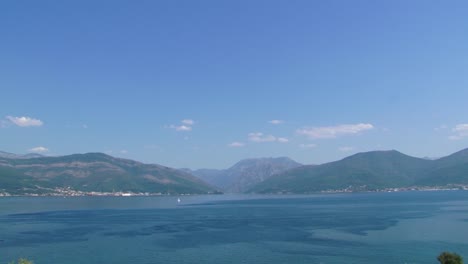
[{"left": 438, "top": 252, "right": 463, "bottom": 264}]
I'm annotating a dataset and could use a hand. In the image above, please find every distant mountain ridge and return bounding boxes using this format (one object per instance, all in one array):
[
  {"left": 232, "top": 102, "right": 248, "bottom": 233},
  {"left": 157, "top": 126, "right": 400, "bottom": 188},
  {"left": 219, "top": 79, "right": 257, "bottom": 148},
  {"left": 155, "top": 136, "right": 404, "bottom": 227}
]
[
  {"left": 187, "top": 157, "right": 302, "bottom": 193},
  {"left": 250, "top": 148, "right": 468, "bottom": 194},
  {"left": 0, "top": 152, "right": 217, "bottom": 195}
]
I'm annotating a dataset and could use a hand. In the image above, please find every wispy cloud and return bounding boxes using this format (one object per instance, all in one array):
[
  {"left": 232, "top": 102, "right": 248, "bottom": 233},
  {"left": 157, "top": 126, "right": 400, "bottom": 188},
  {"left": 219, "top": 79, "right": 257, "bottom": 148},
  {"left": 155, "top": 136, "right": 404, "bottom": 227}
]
[
  {"left": 299, "top": 143, "right": 317, "bottom": 149},
  {"left": 6, "top": 116, "right": 43, "bottom": 127},
  {"left": 168, "top": 119, "right": 195, "bottom": 132},
  {"left": 269, "top": 120, "right": 284, "bottom": 125},
  {"left": 297, "top": 123, "right": 374, "bottom": 139},
  {"left": 248, "top": 132, "right": 277, "bottom": 142},
  {"left": 248, "top": 132, "right": 289, "bottom": 143},
  {"left": 228, "top": 142, "right": 245, "bottom": 147},
  {"left": 28, "top": 146, "right": 49, "bottom": 153},
  {"left": 449, "top": 124, "right": 468, "bottom": 140},
  {"left": 171, "top": 125, "right": 192, "bottom": 131},
  {"left": 119, "top": 150, "right": 128, "bottom": 154},
  {"left": 181, "top": 119, "right": 195, "bottom": 125}
]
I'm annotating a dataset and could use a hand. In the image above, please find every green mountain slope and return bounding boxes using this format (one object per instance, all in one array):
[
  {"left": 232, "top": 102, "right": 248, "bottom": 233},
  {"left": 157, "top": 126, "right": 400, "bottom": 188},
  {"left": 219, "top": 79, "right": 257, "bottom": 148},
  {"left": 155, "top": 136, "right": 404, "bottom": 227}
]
[
  {"left": 416, "top": 148, "right": 468, "bottom": 186},
  {"left": 0, "top": 153, "right": 217, "bottom": 195},
  {"left": 249, "top": 149, "right": 468, "bottom": 194}
]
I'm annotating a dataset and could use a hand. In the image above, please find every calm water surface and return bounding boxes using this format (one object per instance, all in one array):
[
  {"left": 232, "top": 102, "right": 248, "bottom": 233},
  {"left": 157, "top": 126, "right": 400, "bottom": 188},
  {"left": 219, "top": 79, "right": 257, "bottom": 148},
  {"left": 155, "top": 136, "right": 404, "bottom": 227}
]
[{"left": 1, "top": 191, "right": 468, "bottom": 264}]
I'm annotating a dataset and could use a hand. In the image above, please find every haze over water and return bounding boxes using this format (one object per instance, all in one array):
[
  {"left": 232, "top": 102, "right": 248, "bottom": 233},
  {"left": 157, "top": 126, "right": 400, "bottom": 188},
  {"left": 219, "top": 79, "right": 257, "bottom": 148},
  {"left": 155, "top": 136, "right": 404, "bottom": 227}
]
[{"left": 1, "top": 191, "right": 468, "bottom": 264}]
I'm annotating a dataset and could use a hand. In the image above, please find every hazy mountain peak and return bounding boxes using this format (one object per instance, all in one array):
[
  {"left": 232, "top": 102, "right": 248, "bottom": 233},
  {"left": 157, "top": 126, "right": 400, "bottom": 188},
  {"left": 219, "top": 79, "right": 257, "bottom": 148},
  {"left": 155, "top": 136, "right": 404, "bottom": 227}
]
[{"left": 190, "top": 157, "right": 302, "bottom": 193}]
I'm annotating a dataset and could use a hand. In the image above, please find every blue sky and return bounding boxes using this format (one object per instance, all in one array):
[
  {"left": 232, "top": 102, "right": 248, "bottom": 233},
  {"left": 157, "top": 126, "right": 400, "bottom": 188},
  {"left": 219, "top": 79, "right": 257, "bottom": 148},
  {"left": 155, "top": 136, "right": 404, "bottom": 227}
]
[{"left": 1, "top": 0, "right": 468, "bottom": 169}]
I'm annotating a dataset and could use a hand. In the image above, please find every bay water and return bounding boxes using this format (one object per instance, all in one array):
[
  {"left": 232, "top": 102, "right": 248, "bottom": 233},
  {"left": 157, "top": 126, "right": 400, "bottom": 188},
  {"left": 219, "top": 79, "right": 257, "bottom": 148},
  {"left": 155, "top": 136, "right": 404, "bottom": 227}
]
[{"left": 1, "top": 191, "right": 468, "bottom": 264}]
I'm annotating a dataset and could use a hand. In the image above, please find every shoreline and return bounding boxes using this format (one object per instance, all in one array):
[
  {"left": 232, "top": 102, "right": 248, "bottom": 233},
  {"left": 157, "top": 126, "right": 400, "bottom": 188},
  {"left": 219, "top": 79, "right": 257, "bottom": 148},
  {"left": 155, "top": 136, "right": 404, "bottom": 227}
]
[{"left": 1, "top": 185, "right": 468, "bottom": 197}]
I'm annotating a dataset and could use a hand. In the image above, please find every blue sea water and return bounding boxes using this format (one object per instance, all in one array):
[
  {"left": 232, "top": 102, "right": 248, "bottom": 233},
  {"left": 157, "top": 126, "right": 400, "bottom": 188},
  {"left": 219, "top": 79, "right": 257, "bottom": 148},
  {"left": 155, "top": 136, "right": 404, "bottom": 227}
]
[{"left": 1, "top": 191, "right": 468, "bottom": 264}]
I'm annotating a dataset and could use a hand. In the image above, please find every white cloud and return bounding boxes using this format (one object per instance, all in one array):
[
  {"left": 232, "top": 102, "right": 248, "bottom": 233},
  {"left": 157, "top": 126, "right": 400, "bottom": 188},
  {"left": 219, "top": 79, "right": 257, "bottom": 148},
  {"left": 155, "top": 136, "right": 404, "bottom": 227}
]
[
  {"left": 28, "top": 146, "right": 49, "bottom": 153},
  {"left": 297, "top": 123, "right": 374, "bottom": 139},
  {"left": 6, "top": 116, "right": 43, "bottom": 127},
  {"left": 182, "top": 119, "right": 195, "bottom": 125},
  {"left": 247, "top": 132, "right": 289, "bottom": 143},
  {"left": 339, "top": 146, "right": 354, "bottom": 152},
  {"left": 119, "top": 150, "right": 128, "bottom": 154},
  {"left": 175, "top": 125, "right": 192, "bottom": 131},
  {"left": 299, "top": 143, "right": 317, "bottom": 149},
  {"left": 248, "top": 132, "right": 277, "bottom": 142},
  {"left": 228, "top": 142, "right": 245, "bottom": 147},
  {"left": 269, "top": 120, "right": 284, "bottom": 125},
  {"left": 168, "top": 119, "right": 195, "bottom": 132},
  {"left": 449, "top": 124, "right": 468, "bottom": 140},
  {"left": 167, "top": 124, "right": 192, "bottom": 131}
]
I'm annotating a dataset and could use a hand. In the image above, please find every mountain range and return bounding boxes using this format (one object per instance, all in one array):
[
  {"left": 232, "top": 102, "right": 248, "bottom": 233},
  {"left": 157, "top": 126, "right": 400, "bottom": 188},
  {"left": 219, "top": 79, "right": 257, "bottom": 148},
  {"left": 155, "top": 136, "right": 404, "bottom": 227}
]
[
  {"left": 250, "top": 148, "right": 468, "bottom": 193},
  {"left": 1, "top": 148, "right": 468, "bottom": 195},
  {"left": 184, "top": 157, "right": 302, "bottom": 193},
  {"left": 0, "top": 152, "right": 217, "bottom": 195}
]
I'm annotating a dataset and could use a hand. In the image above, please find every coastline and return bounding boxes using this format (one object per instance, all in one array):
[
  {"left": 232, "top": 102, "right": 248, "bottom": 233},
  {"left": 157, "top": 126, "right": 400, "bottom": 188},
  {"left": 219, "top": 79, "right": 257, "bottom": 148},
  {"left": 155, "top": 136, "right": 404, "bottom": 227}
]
[{"left": 1, "top": 185, "right": 467, "bottom": 197}]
